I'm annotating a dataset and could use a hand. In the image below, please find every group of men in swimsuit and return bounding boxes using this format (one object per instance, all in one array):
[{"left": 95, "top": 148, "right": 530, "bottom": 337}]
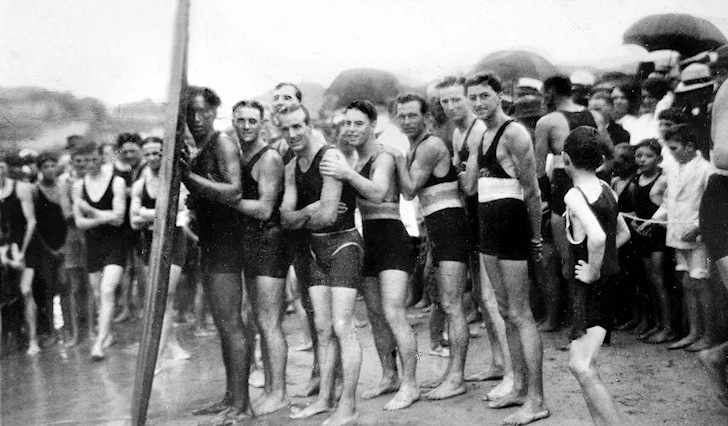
[{"left": 167, "top": 70, "right": 564, "bottom": 426}]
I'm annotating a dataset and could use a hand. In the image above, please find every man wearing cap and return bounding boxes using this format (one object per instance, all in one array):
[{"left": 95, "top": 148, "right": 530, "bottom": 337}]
[
  {"left": 711, "top": 45, "right": 728, "bottom": 88},
  {"left": 674, "top": 63, "right": 716, "bottom": 156},
  {"left": 589, "top": 93, "right": 631, "bottom": 146},
  {"left": 570, "top": 70, "right": 596, "bottom": 107}
]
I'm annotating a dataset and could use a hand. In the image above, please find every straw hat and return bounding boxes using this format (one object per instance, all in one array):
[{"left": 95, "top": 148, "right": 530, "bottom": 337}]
[{"left": 675, "top": 63, "right": 715, "bottom": 93}]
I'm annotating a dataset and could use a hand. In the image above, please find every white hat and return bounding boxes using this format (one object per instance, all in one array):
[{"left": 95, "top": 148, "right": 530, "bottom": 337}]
[
  {"left": 517, "top": 77, "right": 543, "bottom": 92},
  {"left": 675, "top": 63, "right": 715, "bottom": 93},
  {"left": 570, "top": 70, "right": 596, "bottom": 86}
]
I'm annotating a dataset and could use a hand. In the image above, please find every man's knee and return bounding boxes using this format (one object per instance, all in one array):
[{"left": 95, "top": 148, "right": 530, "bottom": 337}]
[
  {"left": 333, "top": 316, "right": 354, "bottom": 339},
  {"left": 568, "top": 352, "right": 595, "bottom": 381}
]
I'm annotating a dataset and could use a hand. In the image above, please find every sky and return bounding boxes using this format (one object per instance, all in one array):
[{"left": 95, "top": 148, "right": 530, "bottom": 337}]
[{"left": 2, "top": 0, "right": 728, "bottom": 106}]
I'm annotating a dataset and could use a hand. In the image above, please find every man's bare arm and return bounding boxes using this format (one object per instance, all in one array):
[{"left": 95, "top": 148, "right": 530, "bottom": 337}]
[
  {"left": 306, "top": 150, "right": 343, "bottom": 230},
  {"left": 534, "top": 116, "right": 551, "bottom": 178},
  {"left": 280, "top": 161, "right": 309, "bottom": 230},
  {"left": 183, "top": 133, "right": 243, "bottom": 205},
  {"left": 16, "top": 182, "right": 37, "bottom": 255},
  {"left": 234, "top": 150, "right": 284, "bottom": 221},
  {"left": 321, "top": 150, "right": 393, "bottom": 203},
  {"left": 397, "top": 137, "right": 444, "bottom": 198},
  {"left": 507, "top": 125, "right": 542, "bottom": 242}
]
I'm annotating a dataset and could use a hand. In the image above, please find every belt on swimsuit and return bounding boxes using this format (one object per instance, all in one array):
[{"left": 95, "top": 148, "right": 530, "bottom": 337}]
[
  {"left": 478, "top": 177, "right": 524, "bottom": 203},
  {"left": 551, "top": 154, "right": 565, "bottom": 170},
  {"left": 310, "top": 227, "right": 363, "bottom": 260},
  {"left": 358, "top": 200, "right": 401, "bottom": 221},
  {"left": 419, "top": 181, "right": 464, "bottom": 217},
  {"left": 712, "top": 168, "right": 728, "bottom": 176}
]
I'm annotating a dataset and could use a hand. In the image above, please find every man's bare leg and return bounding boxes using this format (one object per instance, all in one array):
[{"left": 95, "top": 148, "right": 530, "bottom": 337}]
[
  {"left": 291, "top": 286, "right": 338, "bottom": 419},
  {"left": 551, "top": 213, "right": 574, "bottom": 324},
  {"left": 483, "top": 257, "right": 549, "bottom": 425},
  {"left": 198, "top": 272, "right": 252, "bottom": 419},
  {"left": 20, "top": 268, "right": 40, "bottom": 355},
  {"left": 288, "top": 267, "right": 313, "bottom": 350},
  {"left": 424, "top": 260, "right": 468, "bottom": 400},
  {"left": 155, "top": 265, "right": 190, "bottom": 375},
  {"left": 644, "top": 253, "right": 676, "bottom": 343},
  {"left": 62, "top": 268, "right": 81, "bottom": 347},
  {"left": 90, "top": 265, "right": 124, "bottom": 360},
  {"left": 687, "top": 278, "right": 720, "bottom": 351},
  {"left": 251, "top": 275, "right": 290, "bottom": 415},
  {"left": 698, "top": 256, "right": 728, "bottom": 406},
  {"left": 380, "top": 270, "right": 420, "bottom": 410},
  {"left": 323, "top": 286, "right": 362, "bottom": 426},
  {"left": 669, "top": 275, "right": 703, "bottom": 349},
  {"left": 569, "top": 327, "right": 626, "bottom": 425},
  {"left": 361, "top": 276, "right": 400, "bottom": 400},
  {"left": 468, "top": 255, "right": 508, "bottom": 383}
]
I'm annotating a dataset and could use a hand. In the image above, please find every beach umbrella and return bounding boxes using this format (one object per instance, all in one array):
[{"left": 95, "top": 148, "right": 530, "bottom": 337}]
[
  {"left": 324, "top": 68, "right": 402, "bottom": 109},
  {"left": 623, "top": 13, "right": 727, "bottom": 58},
  {"left": 471, "top": 50, "right": 559, "bottom": 82}
]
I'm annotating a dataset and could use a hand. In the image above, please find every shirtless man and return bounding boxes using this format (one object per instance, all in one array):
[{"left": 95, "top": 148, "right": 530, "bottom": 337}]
[
  {"left": 390, "top": 92, "right": 470, "bottom": 400},
  {"left": 71, "top": 142, "right": 126, "bottom": 361},
  {"left": 279, "top": 103, "right": 362, "bottom": 426},
  {"left": 182, "top": 86, "right": 252, "bottom": 423},
  {"left": 0, "top": 152, "right": 39, "bottom": 355},
  {"left": 443, "top": 76, "right": 512, "bottom": 397},
  {"left": 321, "top": 100, "right": 420, "bottom": 410},
  {"left": 129, "top": 137, "right": 190, "bottom": 373},
  {"left": 229, "top": 100, "right": 290, "bottom": 415},
  {"left": 698, "top": 80, "right": 728, "bottom": 407},
  {"left": 534, "top": 75, "right": 605, "bottom": 327},
  {"left": 463, "top": 73, "right": 549, "bottom": 425}
]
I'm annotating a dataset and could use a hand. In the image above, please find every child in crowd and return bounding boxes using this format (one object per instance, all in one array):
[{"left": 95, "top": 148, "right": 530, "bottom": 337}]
[
  {"left": 641, "top": 124, "right": 715, "bottom": 351},
  {"left": 630, "top": 139, "right": 673, "bottom": 343},
  {"left": 563, "top": 126, "right": 631, "bottom": 425}
]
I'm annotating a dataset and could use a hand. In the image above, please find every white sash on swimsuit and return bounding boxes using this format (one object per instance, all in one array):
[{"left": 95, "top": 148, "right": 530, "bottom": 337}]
[
  {"left": 418, "top": 181, "right": 464, "bottom": 217},
  {"left": 358, "top": 200, "right": 401, "bottom": 221},
  {"left": 478, "top": 176, "right": 524, "bottom": 203}
]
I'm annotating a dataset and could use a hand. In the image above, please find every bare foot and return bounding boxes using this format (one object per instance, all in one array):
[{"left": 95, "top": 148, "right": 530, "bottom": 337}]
[
  {"left": 667, "top": 335, "right": 699, "bottom": 350},
  {"left": 249, "top": 368, "right": 264, "bottom": 388},
  {"left": 685, "top": 338, "right": 717, "bottom": 352},
  {"left": 428, "top": 346, "right": 450, "bottom": 358},
  {"left": 168, "top": 344, "right": 191, "bottom": 361},
  {"left": 113, "top": 308, "right": 130, "bottom": 324},
  {"left": 192, "top": 400, "right": 230, "bottom": 416},
  {"left": 423, "top": 376, "right": 466, "bottom": 400},
  {"left": 503, "top": 400, "right": 550, "bottom": 425},
  {"left": 615, "top": 318, "right": 639, "bottom": 331},
  {"left": 154, "top": 358, "right": 176, "bottom": 375},
  {"left": 362, "top": 377, "right": 400, "bottom": 400},
  {"left": 632, "top": 321, "right": 651, "bottom": 335},
  {"left": 26, "top": 341, "right": 40, "bottom": 356},
  {"left": 484, "top": 373, "right": 514, "bottom": 401},
  {"left": 64, "top": 336, "right": 78, "bottom": 348},
  {"left": 295, "top": 376, "right": 321, "bottom": 398},
  {"left": 322, "top": 407, "right": 358, "bottom": 426},
  {"left": 420, "top": 373, "right": 446, "bottom": 390},
  {"left": 638, "top": 327, "right": 660, "bottom": 341},
  {"left": 383, "top": 385, "right": 420, "bottom": 410},
  {"left": 488, "top": 390, "right": 526, "bottom": 409},
  {"left": 198, "top": 407, "right": 253, "bottom": 426},
  {"left": 646, "top": 328, "right": 675, "bottom": 344},
  {"left": 698, "top": 348, "right": 728, "bottom": 407},
  {"left": 293, "top": 341, "right": 313, "bottom": 352},
  {"left": 289, "top": 400, "right": 332, "bottom": 420},
  {"left": 466, "top": 366, "right": 504, "bottom": 382},
  {"left": 252, "top": 393, "right": 290, "bottom": 415}
]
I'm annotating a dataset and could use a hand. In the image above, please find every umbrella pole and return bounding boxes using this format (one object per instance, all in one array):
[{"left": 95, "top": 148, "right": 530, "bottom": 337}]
[{"left": 130, "top": 1, "right": 189, "bottom": 424}]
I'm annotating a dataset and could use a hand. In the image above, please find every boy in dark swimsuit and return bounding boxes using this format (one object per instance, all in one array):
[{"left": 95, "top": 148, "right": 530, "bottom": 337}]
[{"left": 563, "top": 126, "right": 630, "bottom": 425}]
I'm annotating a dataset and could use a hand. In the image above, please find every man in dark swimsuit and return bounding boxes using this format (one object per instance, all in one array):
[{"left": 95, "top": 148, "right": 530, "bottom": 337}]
[
  {"left": 279, "top": 103, "right": 362, "bottom": 426},
  {"left": 390, "top": 92, "right": 470, "bottom": 401},
  {"left": 229, "top": 100, "right": 290, "bottom": 415},
  {"left": 443, "top": 76, "right": 512, "bottom": 396},
  {"left": 463, "top": 73, "right": 549, "bottom": 425},
  {"left": 0, "top": 151, "right": 39, "bottom": 355},
  {"left": 71, "top": 142, "right": 126, "bottom": 361},
  {"left": 181, "top": 86, "right": 252, "bottom": 423},
  {"left": 534, "top": 75, "right": 606, "bottom": 331},
  {"left": 321, "top": 100, "right": 420, "bottom": 410}
]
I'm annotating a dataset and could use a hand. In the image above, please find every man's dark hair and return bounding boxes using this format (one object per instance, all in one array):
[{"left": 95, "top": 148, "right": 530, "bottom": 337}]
[
  {"left": 590, "top": 92, "right": 613, "bottom": 106},
  {"left": 345, "top": 100, "right": 378, "bottom": 123},
  {"left": 435, "top": 76, "right": 467, "bottom": 92},
  {"left": 232, "top": 100, "right": 265, "bottom": 119},
  {"left": 274, "top": 82, "right": 303, "bottom": 102},
  {"left": 658, "top": 107, "right": 689, "bottom": 125},
  {"left": 641, "top": 77, "right": 670, "bottom": 101},
  {"left": 116, "top": 132, "right": 143, "bottom": 149},
  {"left": 142, "top": 136, "right": 164, "bottom": 147},
  {"left": 544, "top": 75, "right": 573, "bottom": 97},
  {"left": 635, "top": 138, "right": 662, "bottom": 155},
  {"left": 465, "top": 72, "right": 503, "bottom": 93},
  {"left": 564, "top": 126, "right": 605, "bottom": 171},
  {"left": 186, "top": 85, "right": 221, "bottom": 109},
  {"left": 2, "top": 151, "right": 24, "bottom": 168},
  {"left": 396, "top": 93, "right": 429, "bottom": 115},
  {"left": 664, "top": 123, "right": 697, "bottom": 147},
  {"left": 278, "top": 103, "right": 310, "bottom": 125},
  {"left": 72, "top": 141, "right": 99, "bottom": 157},
  {"left": 37, "top": 151, "right": 59, "bottom": 168}
]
